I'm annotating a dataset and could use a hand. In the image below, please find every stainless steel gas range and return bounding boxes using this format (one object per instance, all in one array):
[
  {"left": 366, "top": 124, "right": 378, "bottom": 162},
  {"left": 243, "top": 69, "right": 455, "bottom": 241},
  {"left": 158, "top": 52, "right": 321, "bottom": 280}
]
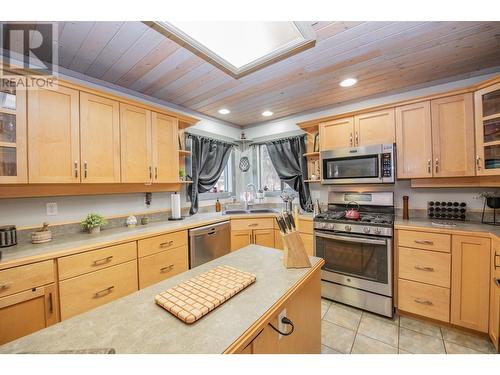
[{"left": 314, "top": 191, "right": 394, "bottom": 317}]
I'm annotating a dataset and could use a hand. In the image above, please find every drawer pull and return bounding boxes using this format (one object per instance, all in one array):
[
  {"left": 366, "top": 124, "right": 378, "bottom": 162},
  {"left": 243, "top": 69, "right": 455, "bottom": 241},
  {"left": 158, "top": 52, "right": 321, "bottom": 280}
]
[
  {"left": 92, "top": 256, "right": 114, "bottom": 266},
  {"left": 414, "top": 240, "right": 434, "bottom": 245},
  {"left": 414, "top": 298, "right": 433, "bottom": 306},
  {"left": 160, "top": 264, "right": 175, "bottom": 273},
  {"left": 94, "top": 286, "right": 115, "bottom": 298},
  {"left": 414, "top": 265, "right": 435, "bottom": 272},
  {"left": 48, "top": 292, "right": 54, "bottom": 314},
  {"left": 495, "top": 253, "right": 500, "bottom": 268},
  {"left": 495, "top": 278, "right": 500, "bottom": 288},
  {"left": 160, "top": 240, "right": 174, "bottom": 248},
  {"left": 248, "top": 223, "right": 258, "bottom": 227},
  {"left": 0, "top": 282, "right": 12, "bottom": 290}
]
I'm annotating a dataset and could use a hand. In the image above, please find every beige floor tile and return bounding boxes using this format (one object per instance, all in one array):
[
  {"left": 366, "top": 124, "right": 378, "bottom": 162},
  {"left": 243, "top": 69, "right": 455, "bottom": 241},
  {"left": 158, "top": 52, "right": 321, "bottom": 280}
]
[
  {"left": 399, "top": 316, "right": 442, "bottom": 338},
  {"left": 351, "top": 334, "right": 398, "bottom": 354},
  {"left": 398, "top": 349, "right": 413, "bottom": 354},
  {"left": 357, "top": 314, "right": 399, "bottom": 347},
  {"left": 441, "top": 327, "right": 495, "bottom": 354},
  {"left": 321, "top": 344, "right": 341, "bottom": 354},
  {"left": 321, "top": 299, "right": 332, "bottom": 319},
  {"left": 321, "top": 320, "right": 356, "bottom": 354},
  {"left": 399, "top": 327, "right": 445, "bottom": 354},
  {"left": 362, "top": 310, "right": 399, "bottom": 326},
  {"left": 444, "top": 341, "right": 484, "bottom": 354},
  {"left": 323, "top": 302, "right": 362, "bottom": 331}
]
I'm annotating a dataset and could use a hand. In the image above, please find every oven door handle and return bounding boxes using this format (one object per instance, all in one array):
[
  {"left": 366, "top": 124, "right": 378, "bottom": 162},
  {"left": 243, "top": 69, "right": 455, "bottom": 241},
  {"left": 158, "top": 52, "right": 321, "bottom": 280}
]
[{"left": 315, "top": 231, "right": 388, "bottom": 245}]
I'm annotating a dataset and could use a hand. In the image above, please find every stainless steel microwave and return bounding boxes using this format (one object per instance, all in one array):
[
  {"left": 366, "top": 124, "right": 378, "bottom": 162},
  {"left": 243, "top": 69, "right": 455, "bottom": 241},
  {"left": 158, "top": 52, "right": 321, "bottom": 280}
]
[{"left": 321, "top": 144, "right": 395, "bottom": 184}]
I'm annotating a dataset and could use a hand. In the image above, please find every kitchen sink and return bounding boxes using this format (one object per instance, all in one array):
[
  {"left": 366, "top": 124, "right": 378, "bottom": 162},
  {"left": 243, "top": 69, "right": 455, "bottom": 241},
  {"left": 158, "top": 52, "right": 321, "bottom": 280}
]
[
  {"left": 222, "top": 209, "right": 249, "bottom": 215},
  {"left": 222, "top": 208, "right": 278, "bottom": 215}
]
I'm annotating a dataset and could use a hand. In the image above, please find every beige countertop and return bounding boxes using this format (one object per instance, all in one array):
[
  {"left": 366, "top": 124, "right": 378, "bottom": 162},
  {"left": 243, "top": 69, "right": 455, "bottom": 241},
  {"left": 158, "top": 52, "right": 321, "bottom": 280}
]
[
  {"left": 0, "top": 212, "right": 312, "bottom": 270},
  {"left": 395, "top": 217, "right": 500, "bottom": 238},
  {"left": 0, "top": 245, "right": 322, "bottom": 354}
]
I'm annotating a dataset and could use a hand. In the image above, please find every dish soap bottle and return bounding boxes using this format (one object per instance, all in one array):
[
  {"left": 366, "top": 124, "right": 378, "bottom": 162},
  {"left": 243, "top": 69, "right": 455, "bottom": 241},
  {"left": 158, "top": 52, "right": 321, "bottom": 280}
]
[{"left": 215, "top": 198, "right": 221, "bottom": 212}]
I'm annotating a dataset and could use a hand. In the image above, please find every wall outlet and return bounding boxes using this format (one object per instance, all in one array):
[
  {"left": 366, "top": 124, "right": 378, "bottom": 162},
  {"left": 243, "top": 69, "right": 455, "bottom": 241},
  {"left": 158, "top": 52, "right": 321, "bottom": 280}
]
[
  {"left": 277, "top": 308, "right": 287, "bottom": 340},
  {"left": 46, "top": 202, "right": 58, "bottom": 216}
]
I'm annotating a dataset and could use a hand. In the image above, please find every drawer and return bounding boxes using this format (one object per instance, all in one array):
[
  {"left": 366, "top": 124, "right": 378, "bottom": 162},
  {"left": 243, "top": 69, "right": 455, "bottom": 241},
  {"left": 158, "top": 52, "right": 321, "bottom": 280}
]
[
  {"left": 138, "top": 230, "right": 188, "bottom": 258},
  {"left": 298, "top": 219, "right": 313, "bottom": 235},
  {"left": 58, "top": 242, "right": 137, "bottom": 280},
  {"left": 59, "top": 260, "right": 138, "bottom": 320},
  {"left": 398, "top": 279, "right": 450, "bottom": 322},
  {"left": 398, "top": 247, "right": 451, "bottom": 287},
  {"left": 0, "top": 260, "right": 54, "bottom": 298},
  {"left": 398, "top": 230, "right": 450, "bottom": 253},
  {"left": 138, "top": 246, "right": 188, "bottom": 289},
  {"left": 231, "top": 218, "right": 274, "bottom": 231}
]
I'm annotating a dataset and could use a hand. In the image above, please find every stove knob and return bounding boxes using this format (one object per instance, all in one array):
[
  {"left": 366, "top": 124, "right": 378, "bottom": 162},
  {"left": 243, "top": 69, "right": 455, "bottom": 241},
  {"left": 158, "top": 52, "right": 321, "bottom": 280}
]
[
  {"left": 344, "top": 225, "right": 352, "bottom": 232},
  {"left": 374, "top": 228, "right": 382, "bottom": 235},
  {"left": 363, "top": 227, "right": 371, "bottom": 234}
]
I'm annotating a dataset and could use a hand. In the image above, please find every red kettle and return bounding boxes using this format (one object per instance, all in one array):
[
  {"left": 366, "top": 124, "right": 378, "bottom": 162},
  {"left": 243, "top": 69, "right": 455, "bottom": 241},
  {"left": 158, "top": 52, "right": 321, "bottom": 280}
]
[{"left": 345, "top": 201, "right": 361, "bottom": 220}]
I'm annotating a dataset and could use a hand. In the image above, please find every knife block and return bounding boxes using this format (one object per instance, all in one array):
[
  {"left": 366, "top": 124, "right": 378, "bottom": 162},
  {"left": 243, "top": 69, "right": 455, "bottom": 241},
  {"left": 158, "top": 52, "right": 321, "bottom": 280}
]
[{"left": 281, "top": 231, "right": 311, "bottom": 269}]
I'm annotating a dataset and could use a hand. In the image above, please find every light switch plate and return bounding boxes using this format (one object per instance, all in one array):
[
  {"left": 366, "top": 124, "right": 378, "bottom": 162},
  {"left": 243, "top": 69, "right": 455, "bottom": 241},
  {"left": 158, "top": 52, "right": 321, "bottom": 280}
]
[
  {"left": 277, "top": 308, "right": 287, "bottom": 340},
  {"left": 46, "top": 202, "right": 58, "bottom": 216}
]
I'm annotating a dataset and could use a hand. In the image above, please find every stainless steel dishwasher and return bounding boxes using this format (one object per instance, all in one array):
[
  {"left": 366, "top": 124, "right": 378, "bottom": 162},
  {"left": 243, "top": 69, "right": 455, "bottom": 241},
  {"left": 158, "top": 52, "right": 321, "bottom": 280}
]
[{"left": 188, "top": 221, "right": 231, "bottom": 268}]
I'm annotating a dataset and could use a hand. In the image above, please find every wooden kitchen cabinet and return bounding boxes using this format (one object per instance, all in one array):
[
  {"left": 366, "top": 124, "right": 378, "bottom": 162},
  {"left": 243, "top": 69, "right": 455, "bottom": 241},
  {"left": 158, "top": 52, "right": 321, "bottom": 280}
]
[
  {"left": 451, "top": 235, "right": 491, "bottom": 333},
  {"left": 138, "top": 245, "right": 189, "bottom": 289},
  {"left": 28, "top": 85, "right": 80, "bottom": 183},
  {"left": 354, "top": 108, "right": 395, "bottom": 146},
  {"left": 253, "top": 229, "right": 275, "bottom": 248},
  {"left": 231, "top": 229, "right": 253, "bottom": 251},
  {"left": 231, "top": 219, "right": 275, "bottom": 251},
  {"left": 0, "top": 79, "right": 27, "bottom": 183},
  {"left": 319, "top": 117, "right": 354, "bottom": 150},
  {"left": 431, "top": 93, "right": 475, "bottom": 177},
  {"left": 120, "top": 103, "right": 152, "bottom": 183},
  {"left": 489, "top": 237, "right": 500, "bottom": 352},
  {"left": 0, "top": 283, "right": 59, "bottom": 345},
  {"left": 80, "top": 92, "right": 121, "bottom": 183},
  {"left": 152, "top": 112, "right": 179, "bottom": 183},
  {"left": 395, "top": 101, "right": 433, "bottom": 179},
  {"left": 474, "top": 82, "right": 500, "bottom": 175}
]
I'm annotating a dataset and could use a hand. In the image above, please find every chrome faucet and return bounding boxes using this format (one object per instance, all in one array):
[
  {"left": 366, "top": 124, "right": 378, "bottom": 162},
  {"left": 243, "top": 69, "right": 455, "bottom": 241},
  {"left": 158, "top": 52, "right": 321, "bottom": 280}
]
[{"left": 244, "top": 183, "right": 256, "bottom": 210}]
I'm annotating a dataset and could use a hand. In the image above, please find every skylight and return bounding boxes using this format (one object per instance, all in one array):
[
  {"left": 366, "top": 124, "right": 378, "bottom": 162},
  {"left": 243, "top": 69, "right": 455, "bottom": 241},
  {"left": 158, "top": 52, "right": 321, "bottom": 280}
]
[{"left": 147, "top": 21, "right": 316, "bottom": 78}]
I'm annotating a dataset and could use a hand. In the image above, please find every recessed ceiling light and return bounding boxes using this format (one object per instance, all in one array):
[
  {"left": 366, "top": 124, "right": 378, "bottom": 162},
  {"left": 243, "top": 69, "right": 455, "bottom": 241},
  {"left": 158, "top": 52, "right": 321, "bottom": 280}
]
[
  {"left": 218, "top": 108, "right": 230, "bottom": 115},
  {"left": 340, "top": 78, "right": 358, "bottom": 87},
  {"left": 262, "top": 110, "right": 273, "bottom": 117}
]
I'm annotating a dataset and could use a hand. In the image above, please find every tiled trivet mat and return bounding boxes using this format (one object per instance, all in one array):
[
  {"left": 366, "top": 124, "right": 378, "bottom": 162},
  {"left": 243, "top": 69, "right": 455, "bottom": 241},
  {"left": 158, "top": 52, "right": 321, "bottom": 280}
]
[{"left": 155, "top": 265, "right": 256, "bottom": 324}]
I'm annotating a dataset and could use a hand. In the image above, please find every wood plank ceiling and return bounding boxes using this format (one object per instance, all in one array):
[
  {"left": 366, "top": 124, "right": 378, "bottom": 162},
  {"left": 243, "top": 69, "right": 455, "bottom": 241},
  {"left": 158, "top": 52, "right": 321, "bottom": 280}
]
[{"left": 13, "top": 22, "right": 500, "bottom": 125}]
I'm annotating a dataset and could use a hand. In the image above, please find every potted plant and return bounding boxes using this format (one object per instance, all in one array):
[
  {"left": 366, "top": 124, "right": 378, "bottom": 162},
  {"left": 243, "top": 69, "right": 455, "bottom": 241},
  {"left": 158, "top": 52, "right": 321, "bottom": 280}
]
[
  {"left": 81, "top": 213, "right": 108, "bottom": 234},
  {"left": 477, "top": 191, "right": 500, "bottom": 209},
  {"left": 179, "top": 168, "right": 186, "bottom": 181}
]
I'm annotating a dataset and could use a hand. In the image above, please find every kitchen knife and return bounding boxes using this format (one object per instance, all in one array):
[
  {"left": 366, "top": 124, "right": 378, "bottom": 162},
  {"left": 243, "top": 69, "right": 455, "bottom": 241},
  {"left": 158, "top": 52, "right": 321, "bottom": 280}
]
[
  {"left": 287, "top": 211, "right": 296, "bottom": 231},
  {"left": 282, "top": 213, "right": 292, "bottom": 232},
  {"left": 275, "top": 216, "right": 287, "bottom": 234}
]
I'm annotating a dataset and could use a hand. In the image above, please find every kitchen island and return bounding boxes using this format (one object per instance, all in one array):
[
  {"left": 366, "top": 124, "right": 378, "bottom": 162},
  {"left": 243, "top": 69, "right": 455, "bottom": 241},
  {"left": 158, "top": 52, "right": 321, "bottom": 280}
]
[{"left": 0, "top": 245, "right": 323, "bottom": 354}]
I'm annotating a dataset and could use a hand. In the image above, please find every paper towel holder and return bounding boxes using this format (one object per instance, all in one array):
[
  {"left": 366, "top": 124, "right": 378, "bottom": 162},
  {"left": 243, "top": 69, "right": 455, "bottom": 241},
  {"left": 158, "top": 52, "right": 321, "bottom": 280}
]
[{"left": 168, "top": 192, "right": 184, "bottom": 221}]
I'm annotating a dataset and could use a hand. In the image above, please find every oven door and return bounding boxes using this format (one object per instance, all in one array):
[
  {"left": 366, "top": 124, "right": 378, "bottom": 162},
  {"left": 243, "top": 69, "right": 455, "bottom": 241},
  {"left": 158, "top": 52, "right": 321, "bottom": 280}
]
[{"left": 314, "top": 230, "right": 392, "bottom": 296}]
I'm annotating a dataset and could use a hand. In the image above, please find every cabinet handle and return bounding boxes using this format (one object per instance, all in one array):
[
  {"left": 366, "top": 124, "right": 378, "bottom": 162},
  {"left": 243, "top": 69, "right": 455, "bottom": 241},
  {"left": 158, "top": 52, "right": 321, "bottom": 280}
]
[
  {"left": 435, "top": 158, "right": 439, "bottom": 173},
  {"left": 94, "top": 286, "right": 114, "bottom": 298},
  {"left": 414, "top": 240, "right": 434, "bottom": 245},
  {"left": 349, "top": 132, "right": 353, "bottom": 146},
  {"left": 84, "top": 161, "right": 88, "bottom": 179},
  {"left": 495, "top": 278, "right": 500, "bottom": 288},
  {"left": 155, "top": 166, "right": 158, "bottom": 180},
  {"left": 414, "top": 265, "right": 435, "bottom": 272},
  {"left": 248, "top": 223, "right": 258, "bottom": 227},
  {"left": 160, "top": 264, "right": 175, "bottom": 273},
  {"left": 74, "top": 161, "right": 79, "bottom": 178},
  {"left": 355, "top": 131, "right": 359, "bottom": 146},
  {"left": 427, "top": 159, "right": 431, "bottom": 174},
  {"left": 92, "top": 255, "right": 113, "bottom": 266},
  {"left": 160, "top": 240, "right": 174, "bottom": 248},
  {"left": 495, "top": 253, "right": 500, "bottom": 268},
  {"left": 149, "top": 166, "right": 153, "bottom": 180},
  {"left": 476, "top": 155, "right": 482, "bottom": 170},
  {"left": 48, "top": 292, "right": 54, "bottom": 314},
  {"left": 414, "top": 298, "right": 433, "bottom": 306},
  {"left": 0, "top": 282, "right": 12, "bottom": 290}
]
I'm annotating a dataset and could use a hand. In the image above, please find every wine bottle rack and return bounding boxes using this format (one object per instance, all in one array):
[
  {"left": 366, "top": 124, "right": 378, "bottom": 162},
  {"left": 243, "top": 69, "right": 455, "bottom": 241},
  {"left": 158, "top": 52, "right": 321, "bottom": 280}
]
[{"left": 427, "top": 201, "right": 467, "bottom": 221}]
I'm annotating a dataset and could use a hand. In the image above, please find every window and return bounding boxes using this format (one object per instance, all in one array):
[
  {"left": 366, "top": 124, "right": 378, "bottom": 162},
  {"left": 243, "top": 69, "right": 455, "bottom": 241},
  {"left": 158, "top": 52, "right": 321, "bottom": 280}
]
[
  {"left": 255, "top": 145, "right": 284, "bottom": 193},
  {"left": 209, "top": 154, "right": 233, "bottom": 194}
]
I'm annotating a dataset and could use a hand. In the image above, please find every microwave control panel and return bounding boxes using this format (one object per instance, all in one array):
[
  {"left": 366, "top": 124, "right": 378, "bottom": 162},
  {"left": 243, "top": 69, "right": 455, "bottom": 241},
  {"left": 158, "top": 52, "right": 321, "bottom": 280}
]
[{"left": 382, "top": 153, "right": 392, "bottom": 177}]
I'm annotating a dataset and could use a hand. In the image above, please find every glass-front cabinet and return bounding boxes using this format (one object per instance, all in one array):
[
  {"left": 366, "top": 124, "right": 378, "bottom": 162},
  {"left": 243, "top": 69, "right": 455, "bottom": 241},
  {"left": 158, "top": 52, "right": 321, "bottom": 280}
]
[
  {"left": 475, "top": 82, "right": 500, "bottom": 175},
  {"left": 0, "top": 78, "right": 27, "bottom": 183}
]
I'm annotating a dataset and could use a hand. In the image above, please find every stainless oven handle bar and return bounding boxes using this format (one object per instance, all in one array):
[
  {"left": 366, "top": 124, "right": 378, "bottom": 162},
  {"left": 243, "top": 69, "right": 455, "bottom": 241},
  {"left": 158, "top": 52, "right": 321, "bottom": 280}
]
[{"left": 315, "top": 231, "right": 388, "bottom": 246}]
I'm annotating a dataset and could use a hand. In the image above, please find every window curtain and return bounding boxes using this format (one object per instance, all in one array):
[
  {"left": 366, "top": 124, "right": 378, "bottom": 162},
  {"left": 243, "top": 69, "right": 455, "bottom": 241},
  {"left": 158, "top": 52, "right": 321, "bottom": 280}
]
[
  {"left": 187, "top": 134, "right": 234, "bottom": 215},
  {"left": 265, "top": 135, "right": 312, "bottom": 211}
]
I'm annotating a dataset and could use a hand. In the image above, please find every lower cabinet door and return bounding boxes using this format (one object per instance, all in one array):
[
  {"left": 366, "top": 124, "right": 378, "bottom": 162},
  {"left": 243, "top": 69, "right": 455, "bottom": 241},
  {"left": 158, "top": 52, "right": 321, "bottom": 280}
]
[
  {"left": 59, "top": 260, "right": 138, "bottom": 320},
  {"left": 398, "top": 279, "right": 450, "bottom": 323},
  {"left": 489, "top": 242, "right": 500, "bottom": 352},
  {"left": 253, "top": 229, "right": 275, "bottom": 248},
  {"left": 0, "top": 283, "right": 59, "bottom": 345},
  {"left": 138, "top": 246, "right": 188, "bottom": 289},
  {"left": 231, "top": 230, "right": 252, "bottom": 251}
]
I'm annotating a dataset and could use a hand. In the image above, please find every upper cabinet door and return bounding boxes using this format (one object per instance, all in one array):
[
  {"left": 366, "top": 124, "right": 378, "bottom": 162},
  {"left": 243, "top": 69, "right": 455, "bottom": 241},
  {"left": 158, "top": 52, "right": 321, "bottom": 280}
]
[
  {"left": 319, "top": 117, "right": 353, "bottom": 150},
  {"left": 151, "top": 112, "right": 179, "bottom": 183},
  {"left": 431, "top": 94, "right": 475, "bottom": 177},
  {"left": 28, "top": 85, "right": 80, "bottom": 183},
  {"left": 80, "top": 93, "right": 121, "bottom": 183},
  {"left": 354, "top": 109, "right": 395, "bottom": 146},
  {"left": 120, "top": 104, "right": 152, "bottom": 183},
  {"left": 0, "top": 80, "right": 27, "bottom": 183},
  {"left": 474, "top": 82, "right": 500, "bottom": 176},
  {"left": 395, "top": 101, "right": 433, "bottom": 179}
]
